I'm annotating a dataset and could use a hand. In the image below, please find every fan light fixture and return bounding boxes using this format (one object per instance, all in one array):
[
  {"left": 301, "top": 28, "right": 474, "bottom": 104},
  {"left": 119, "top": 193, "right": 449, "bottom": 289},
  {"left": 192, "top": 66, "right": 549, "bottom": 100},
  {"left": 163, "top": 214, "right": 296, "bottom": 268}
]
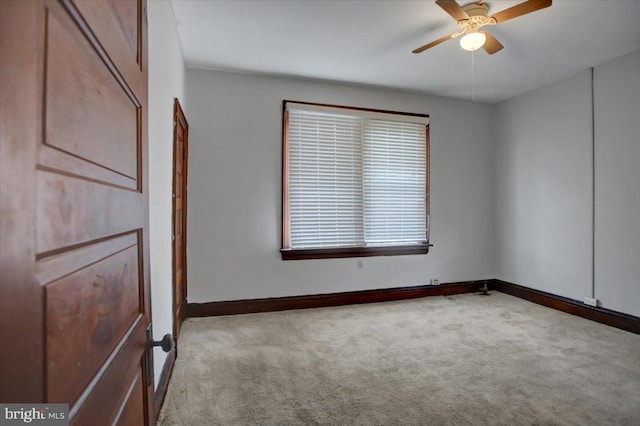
[
  {"left": 459, "top": 31, "right": 486, "bottom": 51},
  {"left": 412, "top": 0, "right": 553, "bottom": 56}
]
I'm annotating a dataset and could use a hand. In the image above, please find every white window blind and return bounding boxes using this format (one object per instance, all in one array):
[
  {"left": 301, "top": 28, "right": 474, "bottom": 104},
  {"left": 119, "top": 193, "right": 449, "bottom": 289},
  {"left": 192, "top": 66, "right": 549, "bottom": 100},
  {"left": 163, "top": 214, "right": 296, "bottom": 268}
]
[
  {"left": 363, "top": 119, "right": 427, "bottom": 245},
  {"left": 285, "top": 102, "right": 428, "bottom": 250},
  {"left": 288, "top": 110, "right": 364, "bottom": 248}
]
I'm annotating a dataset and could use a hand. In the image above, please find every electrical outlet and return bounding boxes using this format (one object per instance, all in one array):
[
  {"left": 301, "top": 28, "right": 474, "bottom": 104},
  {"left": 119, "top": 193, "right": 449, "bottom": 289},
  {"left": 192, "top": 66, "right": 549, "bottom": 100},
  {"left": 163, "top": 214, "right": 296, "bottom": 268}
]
[
  {"left": 584, "top": 297, "right": 599, "bottom": 307},
  {"left": 430, "top": 278, "right": 440, "bottom": 286},
  {"left": 357, "top": 260, "right": 363, "bottom": 269}
]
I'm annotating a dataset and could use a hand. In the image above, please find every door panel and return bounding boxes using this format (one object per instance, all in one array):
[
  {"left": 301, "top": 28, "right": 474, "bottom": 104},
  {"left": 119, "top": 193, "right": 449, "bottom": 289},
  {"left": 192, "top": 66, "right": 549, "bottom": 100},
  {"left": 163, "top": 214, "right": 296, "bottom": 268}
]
[
  {"left": 45, "top": 7, "right": 140, "bottom": 180},
  {"left": 36, "top": 172, "right": 144, "bottom": 253},
  {"left": 115, "top": 373, "right": 146, "bottom": 425},
  {"left": 73, "top": 0, "right": 145, "bottom": 88},
  {"left": 71, "top": 323, "right": 146, "bottom": 424},
  {"left": 45, "top": 243, "right": 141, "bottom": 405},
  {"left": 0, "top": 0, "right": 152, "bottom": 424},
  {"left": 108, "top": 0, "right": 141, "bottom": 59}
]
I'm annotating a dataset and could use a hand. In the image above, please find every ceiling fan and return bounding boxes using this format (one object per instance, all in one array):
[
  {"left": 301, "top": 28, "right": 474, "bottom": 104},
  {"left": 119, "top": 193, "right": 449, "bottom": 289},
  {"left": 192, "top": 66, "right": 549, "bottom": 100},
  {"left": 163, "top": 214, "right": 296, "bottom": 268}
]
[{"left": 412, "top": 0, "right": 552, "bottom": 55}]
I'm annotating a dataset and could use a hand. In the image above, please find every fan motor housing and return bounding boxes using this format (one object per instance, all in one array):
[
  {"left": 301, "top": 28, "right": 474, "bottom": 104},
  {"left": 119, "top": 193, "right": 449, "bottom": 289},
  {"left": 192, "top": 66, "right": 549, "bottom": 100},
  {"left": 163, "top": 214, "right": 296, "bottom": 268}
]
[
  {"left": 458, "top": 2, "right": 496, "bottom": 31},
  {"left": 462, "top": 2, "right": 489, "bottom": 17}
]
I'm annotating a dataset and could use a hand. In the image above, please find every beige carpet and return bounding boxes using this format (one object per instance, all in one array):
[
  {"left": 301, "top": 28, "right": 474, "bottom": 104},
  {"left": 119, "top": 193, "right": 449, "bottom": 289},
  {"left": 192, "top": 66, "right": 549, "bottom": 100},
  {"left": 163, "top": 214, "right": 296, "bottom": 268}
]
[{"left": 158, "top": 292, "right": 640, "bottom": 425}]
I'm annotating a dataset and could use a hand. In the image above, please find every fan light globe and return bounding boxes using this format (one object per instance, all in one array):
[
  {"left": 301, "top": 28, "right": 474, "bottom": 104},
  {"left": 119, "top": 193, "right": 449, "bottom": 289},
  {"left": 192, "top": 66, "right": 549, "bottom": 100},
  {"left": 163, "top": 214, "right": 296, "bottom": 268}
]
[{"left": 460, "top": 32, "right": 486, "bottom": 52}]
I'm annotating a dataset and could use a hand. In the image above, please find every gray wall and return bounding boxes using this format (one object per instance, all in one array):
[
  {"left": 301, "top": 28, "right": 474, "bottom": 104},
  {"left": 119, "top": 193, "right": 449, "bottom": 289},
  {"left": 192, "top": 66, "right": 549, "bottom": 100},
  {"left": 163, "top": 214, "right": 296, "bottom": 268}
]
[
  {"left": 494, "top": 70, "right": 593, "bottom": 300},
  {"left": 186, "top": 69, "right": 496, "bottom": 303},
  {"left": 495, "top": 50, "right": 640, "bottom": 316},
  {"left": 593, "top": 51, "right": 640, "bottom": 316},
  {"left": 148, "top": 0, "right": 185, "bottom": 388},
  {"left": 184, "top": 51, "right": 639, "bottom": 317}
]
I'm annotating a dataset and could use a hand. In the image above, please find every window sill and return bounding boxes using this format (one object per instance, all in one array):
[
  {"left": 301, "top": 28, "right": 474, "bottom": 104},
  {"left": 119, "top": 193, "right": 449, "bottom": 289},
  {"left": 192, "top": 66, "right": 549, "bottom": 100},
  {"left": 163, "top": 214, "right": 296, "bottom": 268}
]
[{"left": 280, "top": 244, "right": 431, "bottom": 260}]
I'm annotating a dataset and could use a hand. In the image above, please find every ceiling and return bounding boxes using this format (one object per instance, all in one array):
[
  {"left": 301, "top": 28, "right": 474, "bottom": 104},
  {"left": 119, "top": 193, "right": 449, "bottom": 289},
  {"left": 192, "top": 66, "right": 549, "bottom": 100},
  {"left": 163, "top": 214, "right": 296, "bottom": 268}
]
[{"left": 171, "top": 0, "right": 640, "bottom": 103}]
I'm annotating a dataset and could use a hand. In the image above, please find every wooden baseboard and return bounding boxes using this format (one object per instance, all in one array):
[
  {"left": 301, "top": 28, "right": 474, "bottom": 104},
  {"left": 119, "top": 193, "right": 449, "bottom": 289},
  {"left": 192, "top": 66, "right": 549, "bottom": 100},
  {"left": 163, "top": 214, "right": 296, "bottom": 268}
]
[
  {"left": 184, "top": 278, "right": 639, "bottom": 335},
  {"left": 491, "top": 279, "right": 640, "bottom": 335},
  {"left": 154, "top": 346, "right": 176, "bottom": 420},
  {"left": 186, "top": 280, "right": 489, "bottom": 318}
]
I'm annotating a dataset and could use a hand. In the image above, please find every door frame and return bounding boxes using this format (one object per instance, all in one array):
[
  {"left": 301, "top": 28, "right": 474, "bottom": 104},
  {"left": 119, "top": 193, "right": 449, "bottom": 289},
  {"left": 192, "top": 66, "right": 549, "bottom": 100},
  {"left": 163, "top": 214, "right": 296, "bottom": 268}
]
[{"left": 172, "top": 98, "right": 189, "bottom": 343}]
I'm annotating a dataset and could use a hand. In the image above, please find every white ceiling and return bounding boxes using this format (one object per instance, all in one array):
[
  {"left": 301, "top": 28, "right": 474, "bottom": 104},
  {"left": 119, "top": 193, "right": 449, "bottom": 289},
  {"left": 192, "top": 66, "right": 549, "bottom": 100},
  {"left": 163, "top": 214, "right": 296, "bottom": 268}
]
[{"left": 171, "top": 0, "right": 640, "bottom": 103}]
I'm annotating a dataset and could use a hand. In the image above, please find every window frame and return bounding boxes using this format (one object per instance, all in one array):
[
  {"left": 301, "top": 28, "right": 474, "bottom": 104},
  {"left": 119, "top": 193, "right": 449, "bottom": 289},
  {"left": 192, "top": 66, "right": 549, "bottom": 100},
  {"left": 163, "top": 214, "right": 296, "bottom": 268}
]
[{"left": 281, "top": 100, "right": 431, "bottom": 260}]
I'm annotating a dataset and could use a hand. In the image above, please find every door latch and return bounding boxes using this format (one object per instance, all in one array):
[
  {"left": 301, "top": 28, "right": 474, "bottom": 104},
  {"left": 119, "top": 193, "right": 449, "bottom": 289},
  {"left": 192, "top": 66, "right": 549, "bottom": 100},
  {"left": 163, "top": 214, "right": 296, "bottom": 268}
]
[{"left": 146, "top": 324, "right": 174, "bottom": 386}]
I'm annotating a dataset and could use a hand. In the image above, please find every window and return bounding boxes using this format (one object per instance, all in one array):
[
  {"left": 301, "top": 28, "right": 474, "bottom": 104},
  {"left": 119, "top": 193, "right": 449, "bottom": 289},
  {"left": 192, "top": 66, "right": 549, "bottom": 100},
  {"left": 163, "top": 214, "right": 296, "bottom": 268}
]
[{"left": 281, "top": 101, "right": 430, "bottom": 260}]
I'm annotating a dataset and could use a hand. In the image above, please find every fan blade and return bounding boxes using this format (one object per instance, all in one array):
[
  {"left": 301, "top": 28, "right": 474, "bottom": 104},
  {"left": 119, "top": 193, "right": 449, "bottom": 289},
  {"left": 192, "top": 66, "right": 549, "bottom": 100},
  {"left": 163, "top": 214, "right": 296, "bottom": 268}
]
[
  {"left": 435, "top": 0, "right": 469, "bottom": 21},
  {"left": 491, "top": 0, "right": 552, "bottom": 24},
  {"left": 412, "top": 32, "right": 460, "bottom": 54},
  {"left": 482, "top": 31, "right": 504, "bottom": 54}
]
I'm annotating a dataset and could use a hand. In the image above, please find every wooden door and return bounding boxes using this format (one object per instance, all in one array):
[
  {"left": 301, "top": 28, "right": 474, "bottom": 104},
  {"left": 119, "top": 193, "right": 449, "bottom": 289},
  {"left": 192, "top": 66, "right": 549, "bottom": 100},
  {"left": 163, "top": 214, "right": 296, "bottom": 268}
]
[
  {"left": 172, "top": 99, "right": 189, "bottom": 342},
  {"left": 0, "top": 0, "right": 153, "bottom": 424}
]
